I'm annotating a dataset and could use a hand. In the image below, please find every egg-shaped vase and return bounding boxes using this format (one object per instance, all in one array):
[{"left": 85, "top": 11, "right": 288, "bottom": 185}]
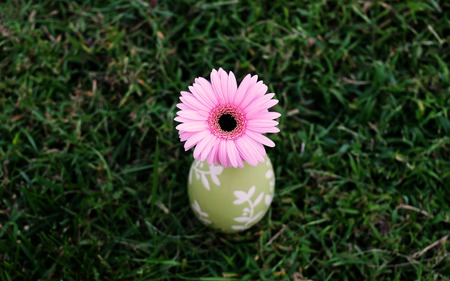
[{"left": 187, "top": 156, "right": 275, "bottom": 233}]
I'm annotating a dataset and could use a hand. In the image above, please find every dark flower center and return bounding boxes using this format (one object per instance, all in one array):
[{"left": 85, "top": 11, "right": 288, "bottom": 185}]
[
  {"left": 218, "top": 113, "right": 237, "bottom": 132},
  {"left": 208, "top": 104, "right": 247, "bottom": 140}
]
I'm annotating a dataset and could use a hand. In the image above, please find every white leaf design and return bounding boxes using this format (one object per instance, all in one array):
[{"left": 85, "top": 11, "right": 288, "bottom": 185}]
[
  {"left": 233, "top": 191, "right": 248, "bottom": 205},
  {"left": 191, "top": 200, "right": 205, "bottom": 217},
  {"left": 199, "top": 216, "right": 212, "bottom": 225},
  {"left": 265, "top": 169, "right": 273, "bottom": 179},
  {"left": 191, "top": 160, "right": 224, "bottom": 190},
  {"left": 247, "top": 186, "right": 255, "bottom": 198},
  {"left": 192, "top": 200, "right": 200, "bottom": 212},
  {"left": 201, "top": 174, "right": 210, "bottom": 190},
  {"left": 211, "top": 174, "right": 220, "bottom": 186},
  {"left": 210, "top": 165, "right": 223, "bottom": 174},
  {"left": 191, "top": 200, "right": 211, "bottom": 225},
  {"left": 265, "top": 194, "right": 272, "bottom": 205},
  {"left": 233, "top": 217, "right": 249, "bottom": 222},
  {"left": 253, "top": 192, "right": 264, "bottom": 207},
  {"left": 234, "top": 191, "right": 247, "bottom": 197},
  {"left": 189, "top": 167, "right": 193, "bottom": 184},
  {"left": 231, "top": 185, "right": 268, "bottom": 230},
  {"left": 231, "top": 225, "right": 247, "bottom": 230},
  {"left": 209, "top": 165, "right": 223, "bottom": 186},
  {"left": 248, "top": 211, "right": 264, "bottom": 224}
]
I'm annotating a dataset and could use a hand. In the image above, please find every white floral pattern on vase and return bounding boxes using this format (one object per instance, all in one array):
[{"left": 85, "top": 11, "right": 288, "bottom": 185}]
[
  {"left": 231, "top": 185, "right": 266, "bottom": 230},
  {"left": 189, "top": 160, "right": 224, "bottom": 190},
  {"left": 191, "top": 200, "right": 212, "bottom": 225},
  {"left": 188, "top": 155, "right": 275, "bottom": 233},
  {"left": 264, "top": 166, "right": 275, "bottom": 206}
]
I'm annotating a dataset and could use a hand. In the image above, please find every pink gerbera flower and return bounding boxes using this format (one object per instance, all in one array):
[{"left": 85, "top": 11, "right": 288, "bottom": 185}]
[{"left": 175, "top": 68, "right": 280, "bottom": 168}]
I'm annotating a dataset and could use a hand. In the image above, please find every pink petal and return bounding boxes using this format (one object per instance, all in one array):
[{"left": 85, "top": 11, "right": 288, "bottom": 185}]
[
  {"left": 235, "top": 135, "right": 262, "bottom": 165},
  {"left": 234, "top": 74, "right": 256, "bottom": 105},
  {"left": 179, "top": 97, "right": 194, "bottom": 111},
  {"left": 181, "top": 92, "right": 209, "bottom": 111},
  {"left": 244, "top": 98, "right": 277, "bottom": 118},
  {"left": 264, "top": 99, "right": 279, "bottom": 109},
  {"left": 179, "top": 131, "right": 194, "bottom": 141},
  {"left": 238, "top": 81, "right": 262, "bottom": 109},
  {"left": 176, "top": 103, "right": 188, "bottom": 110},
  {"left": 218, "top": 140, "right": 229, "bottom": 167},
  {"left": 254, "top": 141, "right": 267, "bottom": 158},
  {"left": 196, "top": 77, "right": 218, "bottom": 105},
  {"left": 177, "top": 110, "right": 208, "bottom": 120},
  {"left": 219, "top": 68, "right": 229, "bottom": 104},
  {"left": 240, "top": 81, "right": 267, "bottom": 109},
  {"left": 189, "top": 85, "right": 214, "bottom": 109},
  {"left": 174, "top": 116, "right": 188, "bottom": 123},
  {"left": 235, "top": 140, "right": 258, "bottom": 166},
  {"left": 233, "top": 141, "right": 245, "bottom": 167},
  {"left": 193, "top": 79, "right": 217, "bottom": 106},
  {"left": 245, "top": 131, "right": 275, "bottom": 147},
  {"left": 210, "top": 69, "right": 224, "bottom": 102},
  {"left": 176, "top": 122, "right": 207, "bottom": 132},
  {"left": 247, "top": 110, "right": 281, "bottom": 120},
  {"left": 200, "top": 136, "right": 218, "bottom": 161},
  {"left": 184, "top": 130, "right": 210, "bottom": 151},
  {"left": 227, "top": 140, "right": 239, "bottom": 168},
  {"left": 227, "top": 71, "right": 238, "bottom": 105},
  {"left": 248, "top": 126, "right": 280, "bottom": 133},
  {"left": 193, "top": 134, "right": 213, "bottom": 160},
  {"left": 244, "top": 93, "right": 275, "bottom": 113},
  {"left": 207, "top": 141, "right": 220, "bottom": 166},
  {"left": 247, "top": 119, "right": 279, "bottom": 128}
]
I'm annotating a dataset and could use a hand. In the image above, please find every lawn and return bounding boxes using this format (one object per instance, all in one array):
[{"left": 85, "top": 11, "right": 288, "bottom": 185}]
[{"left": 0, "top": 0, "right": 449, "bottom": 280}]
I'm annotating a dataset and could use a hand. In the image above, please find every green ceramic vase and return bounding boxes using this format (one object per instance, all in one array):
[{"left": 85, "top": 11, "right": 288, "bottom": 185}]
[{"left": 188, "top": 156, "right": 275, "bottom": 233}]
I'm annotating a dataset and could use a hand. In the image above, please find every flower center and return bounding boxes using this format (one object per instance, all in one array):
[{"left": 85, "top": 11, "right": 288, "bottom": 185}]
[
  {"left": 208, "top": 104, "right": 246, "bottom": 140},
  {"left": 218, "top": 114, "right": 237, "bottom": 132}
]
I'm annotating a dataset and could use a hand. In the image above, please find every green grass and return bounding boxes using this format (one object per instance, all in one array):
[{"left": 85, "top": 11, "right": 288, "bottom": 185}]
[{"left": 0, "top": 0, "right": 449, "bottom": 280}]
